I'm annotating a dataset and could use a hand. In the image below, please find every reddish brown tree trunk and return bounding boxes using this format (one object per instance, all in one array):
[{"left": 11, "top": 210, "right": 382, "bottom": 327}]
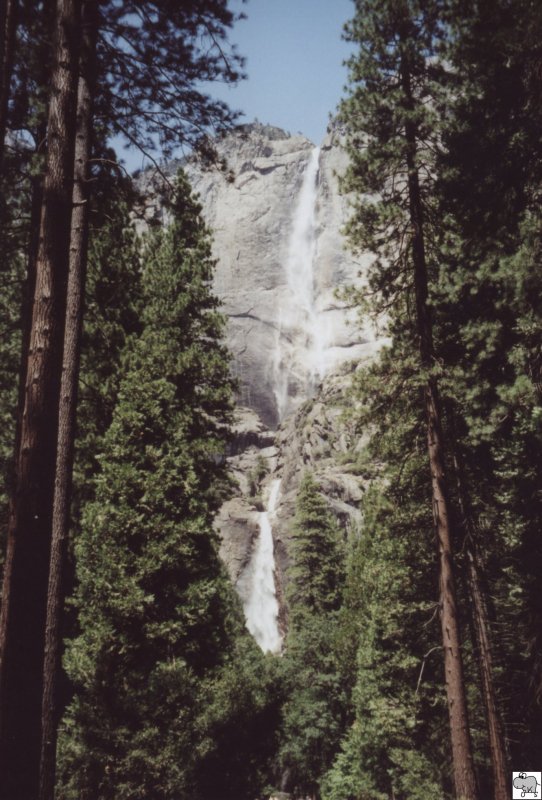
[
  {"left": 0, "top": 0, "right": 17, "bottom": 172},
  {"left": 0, "top": 0, "right": 81, "bottom": 796},
  {"left": 39, "top": 4, "right": 97, "bottom": 798},
  {"left": 466, "top": 547, "right": 508, "bottom": 800},
  {"left": 6, "top": 0, "right": 54, "bottom": 605},
  {"left": 400, "top": 50, "right": 478, "bottom": 800},
  {"left": 422, "top": 381, "right": 478, "bottom": 800},
  {"left": 452, "top": 447, "right": 509, "bottom": 800}
]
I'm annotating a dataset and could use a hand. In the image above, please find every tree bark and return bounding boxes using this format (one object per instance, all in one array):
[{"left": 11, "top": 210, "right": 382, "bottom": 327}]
[
  {"left": 0, "top": 0, "right": 17, "bottom": 173},
  {"left": 399, "top": 51, "right": 479, "bottom": 800},
  {"left": 452, "top": 446, "right": 509, "bottom": 800},
  {"left": 465, "top": 547, "right": 508, "bottom": 800},
  {"left": 6, "top": 0, "right": 54, "bottom": 621},
  {"left": 39, "top": 4, "right": 97, "bottom": 798},
  {"left": 0, "top": 0, "right": 81, "bottom": 796}
]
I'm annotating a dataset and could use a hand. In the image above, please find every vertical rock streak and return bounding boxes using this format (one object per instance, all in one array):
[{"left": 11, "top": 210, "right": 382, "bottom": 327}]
[{"left": 241, "top": 479, "right": 283, "bottom": 653}]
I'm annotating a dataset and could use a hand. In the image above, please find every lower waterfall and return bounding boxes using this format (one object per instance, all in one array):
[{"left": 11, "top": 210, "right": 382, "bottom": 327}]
[{"left": 241, "top": 479, "right": 283, "bottom": 654}]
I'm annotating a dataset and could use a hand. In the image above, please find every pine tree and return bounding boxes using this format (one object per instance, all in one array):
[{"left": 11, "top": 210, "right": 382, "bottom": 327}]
[
  {"left": 279, "top": 472, "right": 346, "bottom": 799},
  {"left": 0, "top": 244, "right": 24, "bottom": 551},
  {"left": 39, "top": 5, "right": 98, "bottom": 794},
  {"left": 287, "top": 473, "right": 344, "bottom": 619},
  {"left": 333, "top": 2, "right": 542, "bottom": 795},
  {"left": 96, "top": 0, "right": 244, "bottom": 158},
  {"left": 339, "top": 3, "right": 478, "bottom": 796},
  {"left": 55, "top": 175, "right": 273, "bottom": 800},
  {"left": 322, "top": 335, "right": 452, "bottom": 800},
  {"left": 0, "top": 2, "right": 245, "bottom": 792},
  {"left": 0, "top": 3, "right": 81, "bottom": 794},
  {"left": 74, "top": 173, "right": 144, "bottom": 504},
  {"left": 0, "top": 0, "right": 53, "bottom": 584},
  {"left": 0, "top": 0, "right": 17, "bottom": 174},
  {"left": 433, "top": 0, "right": 542, "bottom": 778}
]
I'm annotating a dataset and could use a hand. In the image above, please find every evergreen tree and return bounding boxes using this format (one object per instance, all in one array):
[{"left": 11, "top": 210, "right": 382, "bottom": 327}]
[
  {"left": 40, "top": 6, "right": 99, "bottom": 792},
  {"left": 56, "top": 174, "right": 275, "bottom": 800},
  {"left": 287, "top": 473, "right": 344, "bottom": 619},
  {"left": 0, "top": 4, "right": 81, "bottom": 793},
  {"left": 0, "top": 247, "right": 24, "bottom": 550},
  {"left": 433, "top": 0, "right": 542, "bottom": 776},
  {"left": 279, "top": 473, "right": 346, "bottom": 799},
  {"left": 332, "top": 3, "right": 542, "bottom": 798},
  {"left": 339, "top": 3, "right": 478, "bottom": 795},
  {"left": 321, "top": 334, "right": 482, "bottom": 799},
  {"left": 0, "top": 1, "right": 245, "bottom": 792},
  {"left": 74, "top": 174, "right": 144, "bottom": 505},
  {"left": 0, "top": 0, "right": 17, "bottom": 174}
]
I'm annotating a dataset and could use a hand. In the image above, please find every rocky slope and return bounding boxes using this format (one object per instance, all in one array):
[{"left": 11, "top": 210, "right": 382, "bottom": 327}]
[{"left": 218, "top": 363, "right": 372, "bottom": 640}]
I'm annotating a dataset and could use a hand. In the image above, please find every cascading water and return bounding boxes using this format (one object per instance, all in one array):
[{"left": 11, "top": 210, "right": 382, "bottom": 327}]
[
  {"left": 240, "top": 479, "right": 283, "bottom": 654},
  {"left": 241, "top": 148, "right": 326, "bottom": 654},
  {"left": 273, "top": 146, "right": 328, "bottom": 421}
]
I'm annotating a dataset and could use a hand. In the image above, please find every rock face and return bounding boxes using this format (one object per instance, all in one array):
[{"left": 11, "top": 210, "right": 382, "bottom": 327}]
[
  {"left": 219, "top": 365, "right": 372, "bottom": 621},
  {"left": 184, "top": 122, "right": 380, "bottom": 429},
  {"left": 137, "top": 122, "right": 386, "bottom": 641},
  {"left": 185, "top": 123, "right": 386, "bottom": 637}
]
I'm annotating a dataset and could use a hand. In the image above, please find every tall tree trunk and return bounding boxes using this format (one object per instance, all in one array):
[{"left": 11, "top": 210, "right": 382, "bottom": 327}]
[
  {"left": 452, "top": 445, "right": 509, "bottom": 800},
  {"left": 400, "top": 52, "right": 479, "bottom": 800},
  {"left": 0, "top": 0, "right": 81, "bottom": 796},
  {"left": 0, "top": 0, "right": 17, "bottom": 173},
  {"left": 465, "top": 547, "right": 508, "bottom": 800},
  {"left": 39, "top": 3, "right": 97, "bottom": 797},
  {"left": 7, "top": 0, "right": 55, "bottom": 606}
]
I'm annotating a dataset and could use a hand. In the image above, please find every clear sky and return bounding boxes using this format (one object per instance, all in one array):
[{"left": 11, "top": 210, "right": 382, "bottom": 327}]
[
  {"left": 211, "top": 0, "right": 354, "bottom": 143},
  {"left": 116, "top": 0, "right": 354, "bottom": 171}
]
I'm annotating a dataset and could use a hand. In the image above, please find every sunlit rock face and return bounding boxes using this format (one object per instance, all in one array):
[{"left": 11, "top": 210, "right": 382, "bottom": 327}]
[
  {"left": 185, "top": 122, "right": 379, "bottom": 429},
  {"left": 137, "top": 122, "right": 387, "bottom": 648},
  {"left": 182, "top": 123, "right": 386, "bottom": 645}
]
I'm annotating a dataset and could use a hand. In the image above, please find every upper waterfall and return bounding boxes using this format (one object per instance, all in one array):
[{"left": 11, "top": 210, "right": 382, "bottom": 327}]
[
  {"left": 286, "top": 146, "right": 326, "bottom": 381},
  {"left": 179, "top": 123, "right": 383, "bottom": 428},
  {"left": 272, "top": 146, "right": 330, "bottom": 421}
]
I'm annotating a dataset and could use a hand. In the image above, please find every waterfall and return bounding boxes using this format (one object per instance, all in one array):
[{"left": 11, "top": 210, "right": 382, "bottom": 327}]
[
  {"left": 241, "top": 479, "right": 282, "bottom": 654},
  {"left": 242, "top": 148, "right": 324, "bottom": 653},
  {"left": 272, "top": 146, "right": 328, "bottom": 421}
]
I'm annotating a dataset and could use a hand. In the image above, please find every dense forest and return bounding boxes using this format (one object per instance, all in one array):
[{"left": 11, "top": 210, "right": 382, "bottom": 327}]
[{"left": 0, "top": 1, "right": 541, "bottom": 799}]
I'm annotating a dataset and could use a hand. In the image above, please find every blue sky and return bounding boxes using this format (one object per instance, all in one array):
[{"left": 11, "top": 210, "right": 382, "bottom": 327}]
[
  {"left": 116, "top": 0, "right": 354, "bottom": 171},
  {"left": 212, "top": 0, "right": 354, "bottom": 142}
]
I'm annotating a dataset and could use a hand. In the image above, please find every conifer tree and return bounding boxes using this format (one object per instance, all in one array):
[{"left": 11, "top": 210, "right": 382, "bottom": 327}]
[
  {"left": 322, "top": 468, "right": 447, "bottom": 800},
  {"left": 0, "top": 0, "right": 17, "bottom": 173},
  {"left": 39, "top": 5, "right": 98, "bottom": 794},
  {"left": 74, "top": 173, "right": 144, "bottom": 502},
  {"left": 433, "top": 0, "right": 542, "bottom": 776},
  {"left": 335, "top": 3, "right": 542, "bottom": 797},
  {"left": 280, "top": 473, "right": 346, "bottom": 799},
  {"left": 0, "top": 2, "right": 244, "bottom": 793},
  {"left": 339, "top": 2, "right": 478, "bottom": 796},
  {"left": 55, "top": 174, "right": 271, "bottom": 800},
  {"left": 0, "top": 3, "right": 81, "bottom": 795}
]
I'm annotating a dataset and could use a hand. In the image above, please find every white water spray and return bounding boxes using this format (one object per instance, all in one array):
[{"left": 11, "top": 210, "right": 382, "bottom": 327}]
[
  {"left": 273, "top": 146, "right": 329, "bottom": 421},
  {"left": 241, "top": 479, "right": 282, "bottom": 654},
  {"left": 285, "top": 147, "right": 320, "bottom": 315}
]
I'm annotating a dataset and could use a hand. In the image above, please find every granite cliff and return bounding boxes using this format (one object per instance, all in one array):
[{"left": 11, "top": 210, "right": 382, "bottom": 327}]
[
  {"left": 137, "top": 122, "right": 385, "bottom": 647},
  {"left": 184, "top": 122, "right": 380, "bottom": 428}
]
